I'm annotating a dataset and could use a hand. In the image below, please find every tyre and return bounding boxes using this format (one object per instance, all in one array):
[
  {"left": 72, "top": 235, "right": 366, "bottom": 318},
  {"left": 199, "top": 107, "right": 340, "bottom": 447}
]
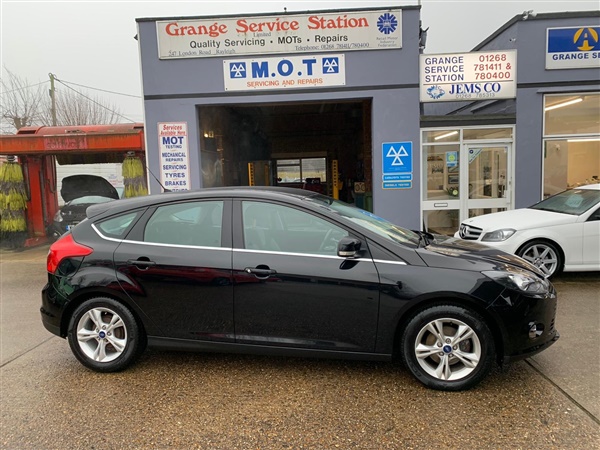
[
  {"left": 67, "top": 297, "right": 144, "bottom": 372},
  {"left": 401, "top": 305, "right": 495, "bottom": 391},
  {"left": 517, "top": 240, "right": 563, "bottom": 278}
]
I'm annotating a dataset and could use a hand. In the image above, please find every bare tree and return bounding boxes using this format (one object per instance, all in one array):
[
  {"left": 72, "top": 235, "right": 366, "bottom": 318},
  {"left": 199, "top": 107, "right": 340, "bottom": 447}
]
[
  {"left": 0, "top": 67, "right": 45, "bottom": 132},
  {"left": 38, "top": 86, "right": 121, "bottom": 126},
  {"left": 1, "top": 68, "right": 123, "bottom": 134}
]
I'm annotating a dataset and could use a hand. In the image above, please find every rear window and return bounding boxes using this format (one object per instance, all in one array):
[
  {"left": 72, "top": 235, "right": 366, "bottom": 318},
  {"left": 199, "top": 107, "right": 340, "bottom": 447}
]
[{"left": 96, "top": 212, "right": 140, "bottom": 238}]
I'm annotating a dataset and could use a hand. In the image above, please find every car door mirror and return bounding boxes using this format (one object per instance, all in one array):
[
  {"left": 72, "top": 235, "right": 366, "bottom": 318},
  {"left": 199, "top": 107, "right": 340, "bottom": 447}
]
[{"left": 337, "top": 237, "right": 361, "bottom": 258}]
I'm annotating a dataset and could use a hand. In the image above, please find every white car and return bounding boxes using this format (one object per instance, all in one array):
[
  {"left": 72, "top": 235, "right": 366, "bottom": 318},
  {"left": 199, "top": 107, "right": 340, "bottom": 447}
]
[{"left": 455, "top": 184, "right": 600, "bottom": 278}]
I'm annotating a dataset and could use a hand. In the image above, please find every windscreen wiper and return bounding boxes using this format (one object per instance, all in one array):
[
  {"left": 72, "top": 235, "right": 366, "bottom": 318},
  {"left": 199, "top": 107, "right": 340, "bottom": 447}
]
[{"left": 412, "top": 230, "right": 434, "bottom": 247}]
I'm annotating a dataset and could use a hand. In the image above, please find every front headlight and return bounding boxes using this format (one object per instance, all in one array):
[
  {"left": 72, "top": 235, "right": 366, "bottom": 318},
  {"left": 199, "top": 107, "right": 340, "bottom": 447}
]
[
  {"left": 483, "top": 268, "right": 550, "bottom": 295},
  {"left": 54, "top": 210, "right": 63, "bottom": 223},
  {"left": 482, "top": 228, "right": 516, "bottom": 242}
]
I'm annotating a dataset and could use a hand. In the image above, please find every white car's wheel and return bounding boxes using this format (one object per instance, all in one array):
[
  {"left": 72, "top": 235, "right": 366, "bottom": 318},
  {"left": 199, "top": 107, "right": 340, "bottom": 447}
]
[{"left": 517, "top": 240, "right": 563, "bottom": 278}]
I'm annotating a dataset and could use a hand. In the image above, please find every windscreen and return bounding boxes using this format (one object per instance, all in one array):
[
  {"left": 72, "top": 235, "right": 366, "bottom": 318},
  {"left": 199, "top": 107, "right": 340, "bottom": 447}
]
[
  {"left": 304, "top": 195, "right": 420, "bottom": 246},
  {"left": 530, "top": 188, "right": 600, "bottom": 216}
]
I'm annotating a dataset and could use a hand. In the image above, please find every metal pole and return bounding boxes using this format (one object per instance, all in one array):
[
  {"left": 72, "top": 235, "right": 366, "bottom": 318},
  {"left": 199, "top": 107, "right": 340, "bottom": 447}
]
[{"left": 48, "top": 73, "right": 57, "bottom": 126}]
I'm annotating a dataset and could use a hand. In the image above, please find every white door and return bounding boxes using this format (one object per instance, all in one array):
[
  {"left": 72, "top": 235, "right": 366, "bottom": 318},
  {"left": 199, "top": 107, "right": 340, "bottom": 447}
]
[
  {"left": 422, "top": 144, "right": 512, "bottom": 235},
  {"left": 464, "top": 145, "right": 512, "bottom": 219}
]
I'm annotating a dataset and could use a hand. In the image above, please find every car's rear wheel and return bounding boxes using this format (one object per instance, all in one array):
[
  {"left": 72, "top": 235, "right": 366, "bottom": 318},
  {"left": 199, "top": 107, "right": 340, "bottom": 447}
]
[
  {"left": 68, "top": 297, "right": 143, "bottom": 372},
  {"left": 401, "top": 305, "right": 495, "bottom": 391},
  {"left": 517, "top": 239, "right": 563, "bottom": 278}
]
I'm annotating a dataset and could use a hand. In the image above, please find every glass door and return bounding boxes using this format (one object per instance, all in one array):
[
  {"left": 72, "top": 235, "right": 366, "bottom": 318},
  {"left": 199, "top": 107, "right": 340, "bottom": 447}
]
[
  {"left": 465, "top": 145, "right": 511, "bottom": 218},
  {"left": 422, "top": 143, "right": 512, "bottom": 235}
]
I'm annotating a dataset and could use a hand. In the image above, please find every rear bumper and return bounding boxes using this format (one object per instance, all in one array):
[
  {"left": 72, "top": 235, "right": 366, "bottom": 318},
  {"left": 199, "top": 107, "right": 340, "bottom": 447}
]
[{"left": 41, "top": 282, "right": 65, "bottom": 337}]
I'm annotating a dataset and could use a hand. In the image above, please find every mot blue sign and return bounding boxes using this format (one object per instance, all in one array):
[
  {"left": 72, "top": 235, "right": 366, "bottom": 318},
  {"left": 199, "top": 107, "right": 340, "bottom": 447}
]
[{"left": 382, "top": 142, "right": 412, "bottom": 174}]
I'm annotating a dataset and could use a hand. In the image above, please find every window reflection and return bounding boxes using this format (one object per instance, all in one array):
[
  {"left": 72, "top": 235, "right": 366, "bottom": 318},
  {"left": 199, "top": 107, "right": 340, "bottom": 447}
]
[{"left": 424, "top": 144, "right": 460, "bottom": 200}]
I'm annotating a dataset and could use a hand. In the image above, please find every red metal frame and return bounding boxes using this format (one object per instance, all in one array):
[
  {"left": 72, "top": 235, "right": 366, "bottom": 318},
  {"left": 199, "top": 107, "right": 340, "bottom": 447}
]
[{"left": 0, "top": 123, "right": 145, "bottom": 246}]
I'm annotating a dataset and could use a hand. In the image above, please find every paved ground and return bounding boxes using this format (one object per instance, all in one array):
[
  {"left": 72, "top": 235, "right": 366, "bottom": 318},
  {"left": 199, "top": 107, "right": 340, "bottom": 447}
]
[{"left": 1, "top": 245, "right": 599, "bottom": 449}]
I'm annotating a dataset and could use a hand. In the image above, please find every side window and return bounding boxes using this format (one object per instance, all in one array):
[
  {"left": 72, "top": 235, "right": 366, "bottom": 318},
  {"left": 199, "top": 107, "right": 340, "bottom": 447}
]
[
  {"left": 588, "top": 207, "right": 600, "bottom": 222},
  {"left": 96, "top": 211, "right": 140, "bottom": 238},
  {"left": 242, "top": 201, "right": 347, "bottom": 255},
  {"left": 144, "top": 201, "right": 223, "bottom": 247}
]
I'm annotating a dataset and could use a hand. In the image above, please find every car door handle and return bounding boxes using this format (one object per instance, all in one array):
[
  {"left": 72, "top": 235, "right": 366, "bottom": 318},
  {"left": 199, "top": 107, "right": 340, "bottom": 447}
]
[
  {"left": 127, "top": 258, "right": 156, "bottom": 269},
  {"left": 244, "top": 267, "right": 277, "bottom": 277}
]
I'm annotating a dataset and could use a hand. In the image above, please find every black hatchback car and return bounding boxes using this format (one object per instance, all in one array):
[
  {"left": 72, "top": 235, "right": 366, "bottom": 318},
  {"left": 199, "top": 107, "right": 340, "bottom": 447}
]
[{"left": 41, "top": 187, "right": 559, "bottom": 391}]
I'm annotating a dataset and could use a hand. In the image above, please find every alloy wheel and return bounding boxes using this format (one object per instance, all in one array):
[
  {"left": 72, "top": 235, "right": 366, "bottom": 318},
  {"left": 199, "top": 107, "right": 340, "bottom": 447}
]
[
  {"left": 414, "top": 318, "right": 481, "bottom": 381},
  {"left": 76, "top": 307, "right": 128, "bottom": 363}
]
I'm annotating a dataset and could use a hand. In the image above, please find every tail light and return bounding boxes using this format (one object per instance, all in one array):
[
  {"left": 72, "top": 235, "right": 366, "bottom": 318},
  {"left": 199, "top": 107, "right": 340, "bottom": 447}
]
[{"left": 47, "top": 234, "right": 93, "bottom": 274}]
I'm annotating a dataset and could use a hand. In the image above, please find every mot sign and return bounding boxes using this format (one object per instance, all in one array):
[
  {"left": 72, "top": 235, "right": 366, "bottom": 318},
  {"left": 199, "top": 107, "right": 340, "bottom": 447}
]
[
  {"left": 420, "top": 50, "right": 517, "bottom": 102},
  {"left": 224, "top": 54, "right": 345, "bottom": 91},
  {"left": 158, "top": 122, "right": 190, "bottom": 192}
]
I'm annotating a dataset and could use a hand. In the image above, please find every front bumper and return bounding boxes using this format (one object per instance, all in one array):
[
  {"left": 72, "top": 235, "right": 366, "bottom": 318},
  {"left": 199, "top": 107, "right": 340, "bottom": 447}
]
[
  {"left": 503, "top": 330, "right": 560, "bottom": 364},
  {"left": 489, "top": 285, "right": 559, "bottom": 363}
]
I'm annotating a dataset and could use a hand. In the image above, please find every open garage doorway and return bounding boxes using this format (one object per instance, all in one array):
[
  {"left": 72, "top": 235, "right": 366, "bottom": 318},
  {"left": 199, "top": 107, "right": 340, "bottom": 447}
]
[{"left": 198, "top": 100, "right": 373, "bottom": 210}]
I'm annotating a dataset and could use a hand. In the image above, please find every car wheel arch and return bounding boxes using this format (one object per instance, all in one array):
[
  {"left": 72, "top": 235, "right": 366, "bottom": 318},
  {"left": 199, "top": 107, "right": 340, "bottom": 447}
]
[
  {"left": 60, "top": 288, "right": 148, "bottom": 340},
  {"left": 515, "top": 238, "right": 565, "bottom": 274},
  {"left": 392, "top": 296, "right": 505, "bottom": 365}
]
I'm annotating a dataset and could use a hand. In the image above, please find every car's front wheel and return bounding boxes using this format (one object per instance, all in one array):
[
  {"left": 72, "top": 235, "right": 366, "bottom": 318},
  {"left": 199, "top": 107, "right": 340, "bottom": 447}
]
[
  {"left": 517, "top": 239, "right": 563, "bottom": 278},
  {"left": 401, "top": 305, "right": 495, "bottom": 391},
  {"left": 67, "top": 297, "right": 143, "bottom": 372}
]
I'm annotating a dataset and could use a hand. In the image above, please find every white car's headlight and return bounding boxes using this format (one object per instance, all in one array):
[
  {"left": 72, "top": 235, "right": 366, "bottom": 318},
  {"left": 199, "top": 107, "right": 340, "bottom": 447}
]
[
  {"left": 483, "top": 269, "right": 550, "bottom": 295},
  {"left": 482, "top": 228, "right": 516, "bottom": 242}
]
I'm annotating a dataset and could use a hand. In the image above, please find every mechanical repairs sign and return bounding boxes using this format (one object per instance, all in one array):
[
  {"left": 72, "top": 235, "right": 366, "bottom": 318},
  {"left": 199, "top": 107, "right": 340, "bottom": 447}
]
[
  {"left": 156, "top": 10, "right": 402, "bottom": 59},
  {"left": 382, "top": 141, "right": 412, "bottom": 189},
  {"left": 158, "top": 122, "right": 190, "bottom": 191},
  {"left": 546, "top": 26, "right": 600, "bottom": 69},
  {"left": 224, "top": 54, "right": 345, "bottom": 91},
  {"left": 420, "top": 50, "right": 516, "bottom": 102}
]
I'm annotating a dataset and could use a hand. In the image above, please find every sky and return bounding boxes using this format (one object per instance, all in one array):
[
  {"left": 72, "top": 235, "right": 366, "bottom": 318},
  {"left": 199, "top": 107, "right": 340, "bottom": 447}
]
[{"left": 1, "top": 0, "right": 598, "bottom": 126}]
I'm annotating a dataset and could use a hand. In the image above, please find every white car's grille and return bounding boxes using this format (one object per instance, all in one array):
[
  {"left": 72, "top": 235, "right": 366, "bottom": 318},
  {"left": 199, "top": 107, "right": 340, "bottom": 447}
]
[{"left": 459, "top": 223, "right": 483, "bottom": 240}]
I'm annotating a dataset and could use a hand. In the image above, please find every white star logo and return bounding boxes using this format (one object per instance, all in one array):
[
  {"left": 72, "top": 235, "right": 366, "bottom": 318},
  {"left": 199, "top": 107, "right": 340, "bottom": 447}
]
[{"left": 386, "top": 145, "right": 409, "bottom": 166}]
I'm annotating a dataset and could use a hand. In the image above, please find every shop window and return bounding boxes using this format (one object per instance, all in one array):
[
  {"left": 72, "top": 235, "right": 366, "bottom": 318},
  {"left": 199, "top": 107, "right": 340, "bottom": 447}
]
[
  {"left": 544, "top": 93, "right": 600, "bottom": 136},
  {"left": 424, "top": 210, "right": 459, "bottom": 236},
  {"left": 423, "top": 129, "right": 460, "bottom": 143},
  {"left": 463, "top": 128, "right": 512, "bottom": 140},
  {"left": 423, "top": 144, "right": 460, "bottom": 200},
  {"left": 543, "top": 139, "right": 600, "bottom": 197},
  {"left": 543, "top": 93, "right": 600, "bottom": 197},
  {"left": 276, "top": 157, "right": 327, "bottom": 183}
]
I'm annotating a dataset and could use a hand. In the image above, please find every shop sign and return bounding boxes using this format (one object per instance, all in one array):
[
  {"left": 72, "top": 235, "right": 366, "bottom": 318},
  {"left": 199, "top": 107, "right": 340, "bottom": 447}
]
[
  {"left": 156, "top": 10, "right": 402, "bottom": 59},
  {"left": 546, "top": 26, "right": 600, "bottom": 69},
  {"left": 158, "top": 122, "right": 190, "bottom": 191},
  {"left": 223, "top": 54, "right": 345, "bottom": 91},
  {"left": 420, "top": 50, "right": 517, "bottom": 102},
  {"left": 382, "top": 141, "right": 413, "bottom": 189}
]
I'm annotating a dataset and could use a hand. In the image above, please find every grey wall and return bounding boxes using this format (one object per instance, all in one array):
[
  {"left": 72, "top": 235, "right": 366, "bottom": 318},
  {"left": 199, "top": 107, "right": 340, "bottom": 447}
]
[
  {"left": 479, "top": 14, "right": 600, "bottom": 207},
  {"left": 136, "top": 7, "right": 423, "bottom": 229}
]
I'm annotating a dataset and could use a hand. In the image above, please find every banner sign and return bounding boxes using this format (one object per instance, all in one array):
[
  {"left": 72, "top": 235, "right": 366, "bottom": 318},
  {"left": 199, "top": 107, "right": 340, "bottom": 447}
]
[
  {"left": 420, "top": 50, "right": 517, "bottom": 102},
  {"left": 546, "top": 26, "right": 600, "bottom": 69},
  {"left": 158, "top": 122, "right": 190, "bottom": 191},
  {"left": 156, "top": 10, "right": 402, "bottom": 59},
  {"left": 224, "top": 54, "right": 345, "bottom": 91}
]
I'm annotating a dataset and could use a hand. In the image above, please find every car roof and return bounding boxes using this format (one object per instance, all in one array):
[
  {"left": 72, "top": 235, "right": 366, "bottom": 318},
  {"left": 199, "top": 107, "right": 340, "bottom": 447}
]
[
  {"left": 575, "top": 183, "right": 600, "bottom": 191},
  {"left": 86, "top": 186, "right": 321, "bottom": 219}
]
